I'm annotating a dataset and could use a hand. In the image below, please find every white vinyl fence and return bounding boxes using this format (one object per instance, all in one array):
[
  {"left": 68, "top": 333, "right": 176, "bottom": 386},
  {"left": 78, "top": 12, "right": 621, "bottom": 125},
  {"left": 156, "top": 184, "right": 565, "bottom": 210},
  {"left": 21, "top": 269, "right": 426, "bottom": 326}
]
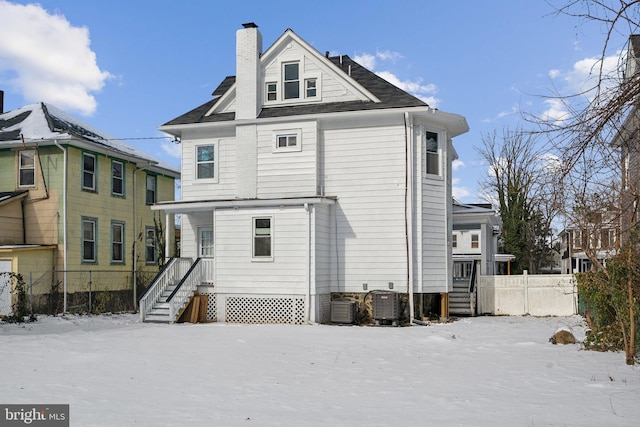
[{"left": 477, "top": 272, "right": 578, "bottom": 316}]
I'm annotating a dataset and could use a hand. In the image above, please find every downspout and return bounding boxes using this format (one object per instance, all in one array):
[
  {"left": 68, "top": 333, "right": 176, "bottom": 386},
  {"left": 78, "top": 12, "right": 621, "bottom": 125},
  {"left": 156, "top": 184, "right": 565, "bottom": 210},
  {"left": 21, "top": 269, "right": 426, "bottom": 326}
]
[
  {"left": 54, "top": 140, "right": 68, "bottom": 312},
  {"left": 304, "top": 202, "right": 311, "bottom": 323},
  {"left": 404, "top": 112, "right": 415, "bottom": 322}
]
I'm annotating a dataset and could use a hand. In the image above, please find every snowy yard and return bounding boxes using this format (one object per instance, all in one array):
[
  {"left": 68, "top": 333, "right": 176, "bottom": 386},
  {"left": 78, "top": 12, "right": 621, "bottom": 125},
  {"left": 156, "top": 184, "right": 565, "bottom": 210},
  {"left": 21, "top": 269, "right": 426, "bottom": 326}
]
[{"left": 1, "top": 315, "right": 638, "bottom": 426}]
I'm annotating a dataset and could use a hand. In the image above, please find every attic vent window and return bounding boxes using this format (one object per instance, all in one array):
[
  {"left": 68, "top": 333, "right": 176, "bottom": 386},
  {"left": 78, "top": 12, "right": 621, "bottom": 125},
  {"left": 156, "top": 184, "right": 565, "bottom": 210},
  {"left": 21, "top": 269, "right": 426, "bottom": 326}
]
[{"left": 283, "top": 62, "right": 300, "bottom": 99}]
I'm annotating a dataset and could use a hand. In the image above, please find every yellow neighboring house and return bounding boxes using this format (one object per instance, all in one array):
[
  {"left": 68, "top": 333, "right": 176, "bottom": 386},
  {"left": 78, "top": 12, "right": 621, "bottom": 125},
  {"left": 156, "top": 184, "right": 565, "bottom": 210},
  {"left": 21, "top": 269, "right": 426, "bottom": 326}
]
[{"left": 0, "top": 102, "right": 180, "bottom": 315}]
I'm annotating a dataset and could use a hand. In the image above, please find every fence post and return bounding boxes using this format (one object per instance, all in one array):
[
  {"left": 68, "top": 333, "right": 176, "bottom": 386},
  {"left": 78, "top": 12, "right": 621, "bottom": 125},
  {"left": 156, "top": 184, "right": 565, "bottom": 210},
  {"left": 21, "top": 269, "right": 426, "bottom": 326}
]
[
  {"left": 523, "top": 270, "right": 529, "bottom": 315},
  {"left": 89, "top": 270, "right": 92, "bottom": 313},
  {"left": 29, "top": 272, "right": 33, "bottom": 317}
]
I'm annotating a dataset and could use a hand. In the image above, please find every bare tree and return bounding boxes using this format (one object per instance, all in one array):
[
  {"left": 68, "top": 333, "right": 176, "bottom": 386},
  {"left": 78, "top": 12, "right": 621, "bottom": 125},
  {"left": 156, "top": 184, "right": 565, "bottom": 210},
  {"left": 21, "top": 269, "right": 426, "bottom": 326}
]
[
  {"left": 534, "top": 0, "right": 640, "bottom": 364},
  {"left": 477, "top": 128, "right": 561, "bottom": 274}
]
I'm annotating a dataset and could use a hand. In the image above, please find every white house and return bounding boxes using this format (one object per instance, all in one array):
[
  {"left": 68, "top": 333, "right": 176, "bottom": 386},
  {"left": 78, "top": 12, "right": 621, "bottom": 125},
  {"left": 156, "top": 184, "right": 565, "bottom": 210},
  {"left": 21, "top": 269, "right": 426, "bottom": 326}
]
[
  {"left": 450, "top": 202, "right": 514, "bottom": 315},
  {"left": 141, "top": 23, "right": 468, "bottom": 324}
]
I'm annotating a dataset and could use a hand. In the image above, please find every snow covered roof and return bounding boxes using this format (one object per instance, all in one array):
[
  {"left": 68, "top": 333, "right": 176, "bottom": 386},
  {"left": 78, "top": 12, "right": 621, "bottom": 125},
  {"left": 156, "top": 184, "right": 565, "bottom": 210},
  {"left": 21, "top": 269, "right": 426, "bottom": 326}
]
[{"left": 0, "top": 103, "right": 179, "bottom": 177}]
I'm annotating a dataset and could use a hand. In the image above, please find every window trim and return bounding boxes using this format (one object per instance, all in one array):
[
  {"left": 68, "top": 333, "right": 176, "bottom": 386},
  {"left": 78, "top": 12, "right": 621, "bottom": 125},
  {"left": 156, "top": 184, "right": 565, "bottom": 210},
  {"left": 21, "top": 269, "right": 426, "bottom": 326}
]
[
  {"left": 18, "top": 149, "right": 36, "bottom": 188},
  {"left": 82, "top": 152, "right": 97, "bottom": 191},
  {"left": 111, "top": 221, "right": 125, "bottom": 264},
  {"left": 145, "top": 174, "right": 157, "bottom": 205},
  {"left": 145, "top": 226, "right": 157, "bottom": 265},
  {"left": 283, "top": 62, "right": 300, "bottom": 100},
  {"left": 266, "top": 81, "right": 277, "bottom": 102},
  {"left": 425, "top": 130, "right": 440, "bottom": 177},
  {"left": 252, "top": 216, "right": 273, "bottom": 261},
  {"left": 195, "top": 143, "right": 218, "bottom": 182},
  {"left": 273, "top": 129, "right": 302, "bottom": 153},
  {"left": 82, "top": 217, "right": 98, "bottom": 264},
  {"left": 305, "top": 78, "right": 317, "bottom": 98},
  {"left": 198, "top": 226, "right": 214, "bottom": 258},
  {"left": 111, "top": 160, "right": 125, "bottom": 197},
  {"left": 471, "top": 233, "right": 479, "bottom": 249}
]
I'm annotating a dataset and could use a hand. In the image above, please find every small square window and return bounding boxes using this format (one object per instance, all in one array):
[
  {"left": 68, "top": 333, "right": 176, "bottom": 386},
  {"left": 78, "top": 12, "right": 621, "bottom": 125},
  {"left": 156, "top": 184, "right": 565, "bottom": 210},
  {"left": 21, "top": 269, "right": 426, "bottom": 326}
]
[
  {"left": 274, "top": 130, "right": 302, "bottom": 152},
  {"left": 305, "top": 78, "right": 317, "bottom": 98},
  {"left": 266, "top": 82, "right": 277, "bottom": 101},
  {"left": 277, "top": 135, "right": 297, "bottom": 148}
]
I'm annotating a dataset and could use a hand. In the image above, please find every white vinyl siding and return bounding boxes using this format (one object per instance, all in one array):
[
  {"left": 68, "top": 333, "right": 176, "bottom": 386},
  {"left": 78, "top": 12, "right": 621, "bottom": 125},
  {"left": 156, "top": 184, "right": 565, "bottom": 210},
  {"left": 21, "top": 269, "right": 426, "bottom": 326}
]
[
  {"left": 215, "top": 207, "right": 308, "bottom": 295},
  {"left": 256, "top": 122, "right": 317, "bottom": 198},
  {"left": 181, "top": 137, "right": 237, "bottom": 201},
  {"left": 322, "top": 125, "right": 408, "bottom": 292}
]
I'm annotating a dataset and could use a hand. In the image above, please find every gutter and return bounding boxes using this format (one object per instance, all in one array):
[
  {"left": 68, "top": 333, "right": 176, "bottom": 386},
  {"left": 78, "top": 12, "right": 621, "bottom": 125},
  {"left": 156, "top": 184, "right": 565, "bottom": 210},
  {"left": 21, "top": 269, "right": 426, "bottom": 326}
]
[
  {"left": 404, "top": 112, "right": 415, "bottom": 322},
  {"left": 53, "top": 140, "right": 68, "bottom": 312}
]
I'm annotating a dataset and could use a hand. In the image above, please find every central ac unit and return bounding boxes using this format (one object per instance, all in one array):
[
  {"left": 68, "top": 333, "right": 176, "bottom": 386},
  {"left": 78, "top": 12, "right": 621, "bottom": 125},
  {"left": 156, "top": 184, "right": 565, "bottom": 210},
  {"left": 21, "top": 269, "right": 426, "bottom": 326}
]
[
  {"left": 330, "top": 301, "right": 357, "bottom": 324},
  {"left": 372, "top": 291, "right": 400, "bottom": 326}
]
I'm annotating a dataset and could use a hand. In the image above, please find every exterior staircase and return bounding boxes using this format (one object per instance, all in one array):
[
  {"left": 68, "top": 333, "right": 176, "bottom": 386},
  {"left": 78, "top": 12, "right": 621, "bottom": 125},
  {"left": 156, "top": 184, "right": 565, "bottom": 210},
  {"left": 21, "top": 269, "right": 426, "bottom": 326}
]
[
  {"left": 449, "top": 261, "right": 478, "bottom": 316},
  {"left": 139, "top": 257, "right": 204, "bottom": 323}
]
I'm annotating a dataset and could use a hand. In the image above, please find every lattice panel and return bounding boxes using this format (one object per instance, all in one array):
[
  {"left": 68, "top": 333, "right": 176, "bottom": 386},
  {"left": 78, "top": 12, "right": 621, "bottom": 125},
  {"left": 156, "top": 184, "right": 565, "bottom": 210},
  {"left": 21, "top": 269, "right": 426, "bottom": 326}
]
[
  {"left": 197, "top": 291, "right": 217, "bottom": 321},
  {"left": 225, "top": 296, "right": 305, "bottom": 325}
]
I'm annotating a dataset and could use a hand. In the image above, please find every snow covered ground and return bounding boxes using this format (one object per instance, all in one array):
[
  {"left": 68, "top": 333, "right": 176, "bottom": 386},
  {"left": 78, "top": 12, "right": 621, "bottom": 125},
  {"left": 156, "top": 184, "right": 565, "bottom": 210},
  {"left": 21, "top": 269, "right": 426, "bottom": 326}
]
[{"left": 1, "top": 314, "right": 638, "bottom": 426}]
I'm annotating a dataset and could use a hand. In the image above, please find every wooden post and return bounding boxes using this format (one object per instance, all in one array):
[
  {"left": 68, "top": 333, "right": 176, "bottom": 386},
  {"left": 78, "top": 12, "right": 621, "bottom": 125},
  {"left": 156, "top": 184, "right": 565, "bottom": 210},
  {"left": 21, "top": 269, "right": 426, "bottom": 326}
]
[{"left": 440, "top": 292, "right": 449, "bottom": 320}]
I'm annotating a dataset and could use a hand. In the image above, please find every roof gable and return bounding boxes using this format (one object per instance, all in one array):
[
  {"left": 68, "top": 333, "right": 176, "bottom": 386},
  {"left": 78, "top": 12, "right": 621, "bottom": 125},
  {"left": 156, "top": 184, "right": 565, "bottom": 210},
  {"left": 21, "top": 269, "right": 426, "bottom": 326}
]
[{"left": 163, "top": 27, "right": 429, "bottom": 128}]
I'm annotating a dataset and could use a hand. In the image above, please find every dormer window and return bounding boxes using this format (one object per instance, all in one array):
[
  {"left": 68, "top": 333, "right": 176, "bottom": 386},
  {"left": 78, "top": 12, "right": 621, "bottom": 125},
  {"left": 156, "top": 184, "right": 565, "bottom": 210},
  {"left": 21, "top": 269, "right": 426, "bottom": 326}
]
[{"left": 283, "top": 62, "right": 300, "bottom": 99}]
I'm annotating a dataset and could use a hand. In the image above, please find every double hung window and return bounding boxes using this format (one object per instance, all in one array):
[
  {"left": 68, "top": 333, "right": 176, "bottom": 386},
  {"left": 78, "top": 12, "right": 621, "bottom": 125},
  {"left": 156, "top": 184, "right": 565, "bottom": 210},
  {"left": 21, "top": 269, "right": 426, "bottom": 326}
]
[
  {"left": 283, "top": 63, "right": 300, "bottom": 99},
  {"left": 111, "top": 222, "right": 124, "bottom": 263},
  {"left": 82, "top": 218, "right": 97, "bottom": 263},
  {"left": 83, "top": 153, "right": 96, "bottom": 191},
  {"left": 112, "top": 160, "right": 124, "bottom": 196},
  {"left": 18, "top": 150, "right": 35, "bottom": 187},
  {"left": 253, "top": 217, "right": 272, "bottom": 259},
  {"left": 426, "top": 131, "right": 439, "bottom": 176},
  {"left": 196, "top": 145, "right": 216, "bottom": 180}
]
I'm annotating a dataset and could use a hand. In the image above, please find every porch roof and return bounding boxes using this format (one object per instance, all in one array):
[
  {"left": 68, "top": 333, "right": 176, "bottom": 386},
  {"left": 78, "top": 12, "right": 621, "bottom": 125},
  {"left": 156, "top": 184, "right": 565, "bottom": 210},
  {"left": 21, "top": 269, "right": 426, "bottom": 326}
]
[{"left": 151, "top": 196, "right": 337, "bottom": 213}]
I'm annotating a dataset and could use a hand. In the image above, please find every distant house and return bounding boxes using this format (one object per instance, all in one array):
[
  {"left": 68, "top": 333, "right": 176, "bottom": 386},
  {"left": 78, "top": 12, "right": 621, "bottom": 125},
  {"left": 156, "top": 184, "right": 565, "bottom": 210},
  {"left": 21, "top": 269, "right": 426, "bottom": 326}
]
[
  {"left": 559, "top": 220, "right": 618, "bottom": 273},
  {"left": 0, "top": 101, "right": 180, "bottom": 315},
  {"left": 142, "top": 23, "right": 468, "bottom": 324},
  {"left": 450, "top": 202, "right": 514, "bottom": 315}
]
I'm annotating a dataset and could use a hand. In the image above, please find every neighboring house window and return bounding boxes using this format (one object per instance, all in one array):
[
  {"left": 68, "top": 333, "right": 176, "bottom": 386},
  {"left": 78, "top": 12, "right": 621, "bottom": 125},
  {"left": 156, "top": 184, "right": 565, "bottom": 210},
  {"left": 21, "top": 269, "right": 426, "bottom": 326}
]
[
  {"left": 196, "top": 145, "right": 216, "bottom": 180},
  {"left": 283, "top": 62, "right": 300, "bottom": 99},
  {"left": 452, "top": 234, "right": 457, "bottom": 248},
  {"left": 274, "top": 130, "right": 301, "bottom": 152},
  {"left": 253, "top": 217, "right": 272, "bottom": 259},
  {"left": 18, "top": 150, "right": 35, "bottom": 187},
  {"left": 471, "top": 234, "right": 479, "bottom": 249},
  {"left": 573, "top": 230, "right": 582, "bottom": 249},
  {"left": 266, "top": 82, "right": 277, "bottom": 101},
  {"left": 83, "top": 153, "right": 97, "bottom": 191},
  {"left": 146, "top": 174, "right": 156, "bottom": 204},
  {"left": 111, "top": 221, "right": 124, "bottom": 263},
  {"left": 145, "top": 227, "right": 156, "bottom": 264},
  {"left": 112, "top": 160, "right": 124, "bottom": 197},
  {"left": 426, "top": 131, "right": 439, "bottom": 175},
  {"left": 198, "top": 227, "right": 214, "bottom": 257},
  {"left": 305, "top": 78, "right": 317, "bottom": 98},
  {"left": 82, "top": 218, "right": 97, "bottom": 263}
]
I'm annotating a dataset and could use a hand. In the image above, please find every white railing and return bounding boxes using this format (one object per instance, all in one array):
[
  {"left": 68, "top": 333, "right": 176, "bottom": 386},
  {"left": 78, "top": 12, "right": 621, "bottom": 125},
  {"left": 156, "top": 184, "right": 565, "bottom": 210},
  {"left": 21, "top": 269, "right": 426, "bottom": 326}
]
[
  {"left": 139, "top": 257, "right": 193, "bottom": 321},
  {"left": 200, "top": 258, "right": 215, "bottom": 284},
  {"left": 168, "top": 259, "right": 203, "bottom": 322}
]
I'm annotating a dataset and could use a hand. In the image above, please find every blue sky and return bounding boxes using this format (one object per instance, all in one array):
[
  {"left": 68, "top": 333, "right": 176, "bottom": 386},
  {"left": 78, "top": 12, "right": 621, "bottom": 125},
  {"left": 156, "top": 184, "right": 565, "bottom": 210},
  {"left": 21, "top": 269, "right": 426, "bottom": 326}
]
[{"left": 0, "top": 0, "right": 631, "bottom": 203}]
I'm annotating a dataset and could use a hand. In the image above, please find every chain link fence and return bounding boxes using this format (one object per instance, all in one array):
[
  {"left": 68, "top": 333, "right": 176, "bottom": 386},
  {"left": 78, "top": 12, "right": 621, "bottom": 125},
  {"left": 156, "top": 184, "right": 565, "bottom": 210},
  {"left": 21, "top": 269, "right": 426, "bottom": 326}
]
[{"left": 1, "top": 269, "right": 157, "bottom": 318}]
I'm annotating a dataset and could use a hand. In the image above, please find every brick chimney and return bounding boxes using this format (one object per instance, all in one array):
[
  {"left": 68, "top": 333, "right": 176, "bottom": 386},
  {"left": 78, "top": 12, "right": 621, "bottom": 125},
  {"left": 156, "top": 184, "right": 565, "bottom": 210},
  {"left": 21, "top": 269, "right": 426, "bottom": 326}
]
[{"left": 236, "top": 22, "right": 262, "bottom": 120}]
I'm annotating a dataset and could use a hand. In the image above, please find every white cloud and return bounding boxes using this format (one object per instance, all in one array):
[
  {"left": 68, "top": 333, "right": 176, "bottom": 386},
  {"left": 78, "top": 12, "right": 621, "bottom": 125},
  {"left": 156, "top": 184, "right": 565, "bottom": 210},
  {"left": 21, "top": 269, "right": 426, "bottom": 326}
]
[
  {"left": 354, "top": 50, "right": 439, "bottom": 106},
  {"left": 0, "top": 1, "right": 111, "bottom": 116},
  {"left": 452, "top": 177, "right": 471, "bottom": 201},
  {"left": 161, "top": 140, "right": 182, "bottom": 159},
  {"left": 353, "top": 53, "right": 377, "bottom": 70},
  {"left": 549, "top": 53, "right": 621, "bottom": 96},
  {"left": 452, "top": 159, "right": 465, "bottom": 171},
  {"left": 541, "top": 98, "right": 571, "bottom": 124}
]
